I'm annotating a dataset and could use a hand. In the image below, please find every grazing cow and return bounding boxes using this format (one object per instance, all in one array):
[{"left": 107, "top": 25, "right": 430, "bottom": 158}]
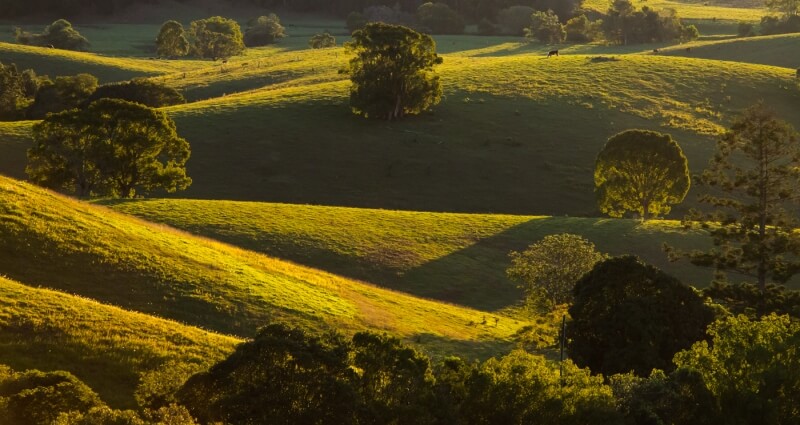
[
  {"left": 685, "top": 47, "right": 691, "bottom": 52},
  {"left": 652, "top": 48, "right": 659, "bottom": 53},
  {"left": 222, "top": 59, "right": 228, "bottom": 64},
  {"left": 796, "top": 68, "right": 800, "bottom": 78},
  {"left": 47, "top": 44, "right": 54, "bottom": 49},
  {"left": 547, "top": 49, "right": 559, "bottom": 58}
]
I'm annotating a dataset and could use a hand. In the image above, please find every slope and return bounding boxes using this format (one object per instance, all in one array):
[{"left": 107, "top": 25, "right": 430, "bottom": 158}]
[
  {"left": 105, "top": 199, "right": 744, "bottom": 313},
  {"left": 658, "top": 33, "right": 800, "bottom": 69},
  {"left": 0, "top": 275, "right": 239, "bottom": 409},
  {"left": 0, "top": 176, "right": 533, "bottom": 359}
]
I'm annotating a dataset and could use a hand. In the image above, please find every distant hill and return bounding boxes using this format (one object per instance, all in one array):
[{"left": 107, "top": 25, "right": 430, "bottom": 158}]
[
  {"left": 0, "top": 176, "right": 534, "bottom": 360},
  {"left": 658, "top": 33, "right": 800, "bottom": 69},
  {"left": 0, "top": 275, "right": 239, "bottom": 409}
]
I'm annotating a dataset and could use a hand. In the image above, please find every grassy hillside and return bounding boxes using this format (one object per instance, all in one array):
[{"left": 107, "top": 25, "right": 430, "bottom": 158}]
[
  {"left": 105, "top": 199, "right": 738, "bottom": 312},
  {"left": 0, "top": 275, "right": 239, "bottom": 409},
  {"left": 582, "top": 0, "right": 766, "bottom": 21},
  {"left": 659, "top": 33, "right": 800, "bottom": 69},
  {"left": 0, "top": 176, "right": 535, "bottom": 359}
]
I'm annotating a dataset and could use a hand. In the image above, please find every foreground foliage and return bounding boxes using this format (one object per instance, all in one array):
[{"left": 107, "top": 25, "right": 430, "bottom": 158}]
[{"left": 568, "top": 256, "right": 714, "bottom": 376}]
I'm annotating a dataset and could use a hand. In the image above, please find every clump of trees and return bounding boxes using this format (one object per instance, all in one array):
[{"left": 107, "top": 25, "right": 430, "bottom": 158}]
[
  {"left": 188, "top": 16, "right": 246, "bottom": 60},
  {"left": 0, "top": 62, "right": 45, "bottom": 121},
  {"left": 26, "top": 73, "right": 98, "bottom": 119},
  {"left": 525, "top": 10, "right": 566, "bottom": 44},
  {"left": 309, "top": 32, "right": 336, "bottom": 49},
  {"left": 156, "top": 20, "right": 190, "bottom": 58},
  {"left": 14, "top": 19, "right": 89, "bottom": 51},
  {"left": 244, "top": 14, "right": 287, "bottom": 47},
  {"left": 344, "top": 23, "right": 443, "bottom": 120},
  {"left": 507, "top": 233, "right": 606, "bottom": 311},
  {"left": 497, "top": 5, "right": 537, "bottom": 36},
  {"left": 760, "top": 0, "right": 800, "bottom": 34},
  {"left": 86, "top": 78, "right": 186, "bottom": 108},
  {"left": 603, "top": 0, "right": 699, "bottom": 44},
  {"left": 595, "top": 129, "right": 690, "bottom": 221},
  {"left": 27, "top": 98, "right": 192, "bottom": 198}
]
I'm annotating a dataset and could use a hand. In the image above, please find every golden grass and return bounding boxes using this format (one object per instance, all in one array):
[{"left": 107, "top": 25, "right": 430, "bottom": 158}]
[
  {"left": 0, "top": 176, "right": 537, "bottom": 360},
  {"left": 0, "top": 275, "right": 239, "bottom": 409}
]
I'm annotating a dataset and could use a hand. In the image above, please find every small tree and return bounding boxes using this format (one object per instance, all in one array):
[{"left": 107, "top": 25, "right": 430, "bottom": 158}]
[
  {"left": 189, "top": 16, "right": 245, "bottom": 60},
  {"left": 0, "top": 62, "right": 25, "bottom": 120},
  {"left": 14, "top": 19, "right": 90, "bottom": 51},
  {"left": 567, "top": 256, "right": 714, "bottom": 376},
  {"left": 671, "top": 103, "right": 800, "bottom": 298},
  {"left": 417, "top": 2, "right": 465, "bottom": 35},
  {"left": 156, "top": 20, "right": 190, "bottom": 58},
  {"left": 525, "top": 10, "right": 566, "bottom": 44},
  {"left": 27, "top": 99, "right": 192, "bottom": 198},
  {"left": 506, "top": 233, "right": 606, "bottom": 310},
  {"left": 309, "top": 32, "right": 336, "bottom": 49},
  {"left": 244, "top": 14, "right": 287, "bottom": 47},
  {"left": 595, "top": 129, "right": 690, "bottom": 221},
  {"left": 345, "top": 23, "right": 443, "bottom": 120}
]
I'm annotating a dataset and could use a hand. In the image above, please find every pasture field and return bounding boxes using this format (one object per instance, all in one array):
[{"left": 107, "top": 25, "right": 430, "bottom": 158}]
[
  {"left": 0, "top": 276, "right": 239, "bottom": 409},
  {"left": 2, "top": 38, "right": 798, "bottom": 215},
  {"left": 658, "top": 32, "right": 800, "bottom": 68},
  {"left": 582, "top": 0, "right": 767, "bottom": 21},
  {"left": 0, "top": 176, "right": 539, "bottom": 360},
  {"left": 106, "top": 199, "right": 732, "bottom": 312}
]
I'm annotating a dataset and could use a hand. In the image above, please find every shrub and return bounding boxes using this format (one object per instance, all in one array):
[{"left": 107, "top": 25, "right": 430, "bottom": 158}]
[
  {"left": 244, "top": 14, "right": 286, "bottom": 47},
  {"left": 309, "top": 32, "right": 336, "bottom": 49}
]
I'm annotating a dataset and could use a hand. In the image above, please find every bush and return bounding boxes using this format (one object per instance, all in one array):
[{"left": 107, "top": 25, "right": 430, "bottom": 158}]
[
  {"left": 244, "top": 14, "right": 287, "bottom": 47},
  {"left": 309, "top": 32, "right": 336, "bottom": 49},
  {"left": 0, "top": 369, "right": 105, "bottom": 425},
  {"left": 14, "top": 19, "right": 89, "bottom": 51},
  {"left": 525, "top": 10, "right": 566, "bottom": 44},
  {"left": 417, "top": 2, "right": 465, "bottom": 35},
  {"left": 86, "top": 79, "right": 185, "bottom": 108},
  {"left": 497, "top": 6, "right": 535, "bottom": 35},
  {"left": 760, "top": 14, "right": 800, "bottom": 34},
  {"left": 737, "top": 20, "right": 756, "bottom": 36}
]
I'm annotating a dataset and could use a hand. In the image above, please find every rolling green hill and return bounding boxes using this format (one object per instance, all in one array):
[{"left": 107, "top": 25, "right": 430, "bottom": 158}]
[
  {"left": 659, "top": 33, "right": 800, "bottom": 69},
  {"left": 104, "top": 199, "right": 735, "bottom": 313},
  {"left": 0, "top": 275, "right": 239, "bottom": 409},
  {"left": 0, "top": 176, "right": 535, "bottom": 360}
]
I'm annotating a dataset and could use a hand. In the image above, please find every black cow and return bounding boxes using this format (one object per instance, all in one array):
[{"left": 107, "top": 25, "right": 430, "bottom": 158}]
[{"left": 547, "top": 49, "right": 559, "bottom": 58}]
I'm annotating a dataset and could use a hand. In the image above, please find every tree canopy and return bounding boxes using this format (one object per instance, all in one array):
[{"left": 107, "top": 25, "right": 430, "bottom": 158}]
[
  {"left": 244, "top": 14, "right": 287, "bottom": 47},
  {"left": 345, "top": 23, "right": 443, "bottom": 120},
  {"left": 595, "top": 129, "right": 690, "bottom": 220},
  {"left": 417, "top": 2, "right": 465, "bottom": 35},
  {"left": 567, "top": 256, "right": 714, "bottom": 376},
  {"left": 525, "top": 10, "right": 566, "bottom": 44},
  {"left": 14, "top": 19, "right": 89, "bottom": 51},
  {"left": 672, "top": 103, "right": 800, "bottom": 298},
  {"left": 188, "top": 16, "right": 245, "bottom": 60},
  {"left": 86, "top": 78, "right": 186, "bottom": 108},
  {"left": 156, "top": 20, "right": 190, "bottom": 58},
  {"left": 507, "top": 233, "right": 606, "bottom": 310},
  {"left": 26, "top": 73, "right": 98, "bottom": 120},
  {"left": 27, "top": 98, "right": 192, "bottom": 198}
]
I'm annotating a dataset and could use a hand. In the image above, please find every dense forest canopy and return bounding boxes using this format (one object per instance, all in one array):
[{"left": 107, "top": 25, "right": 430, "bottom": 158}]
[{"left": 0, "top": 0, "right": 577, "bottom": 21}]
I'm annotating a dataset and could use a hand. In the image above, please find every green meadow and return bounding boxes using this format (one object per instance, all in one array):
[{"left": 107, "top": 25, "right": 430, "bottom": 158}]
[{"left": 1, "top": 5, "right": 799, "bottom": 415}]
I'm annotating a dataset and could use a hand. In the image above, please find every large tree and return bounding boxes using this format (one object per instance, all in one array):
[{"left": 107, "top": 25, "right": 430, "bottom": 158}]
[
  {"left": 188, "top": 16, "right": 245, "bottom": 60},
  {"left": 27, "top": 99, "right": 191, "bottom": 198},
  {"left": 0, "top": 62, "right": 25, "bottom": 121},
  {"left": 156, "top": 20, "right": 190, "bottom": 58},
  {"left": 506, "top": 233, "right": 606, "bottom": 310},
  {"left": 672, "top": 103, "right": 800, "bottom": 298},
  {"left": 567, "top": 256, "right": 714, "bottom": 376},
  {"left": 345, "top": 23, "right": 443, "bottom": 120},
  {"left": 595, "top": 129, "right": 690, "bottom": 221}
]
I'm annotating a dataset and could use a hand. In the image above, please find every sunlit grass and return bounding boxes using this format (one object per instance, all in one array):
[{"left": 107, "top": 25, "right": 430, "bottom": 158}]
[
  {"left": 582, "top": 0, "right": 767, "bottom": 21},
  {"left": 0, "top": 176, "right": 537, "bottom": 361},
  {"left": 657, "top": 33, "right": 800, "bottom": 69},
  {"left": 0, "top": 275, "right": 239, "bottom": 409}
]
